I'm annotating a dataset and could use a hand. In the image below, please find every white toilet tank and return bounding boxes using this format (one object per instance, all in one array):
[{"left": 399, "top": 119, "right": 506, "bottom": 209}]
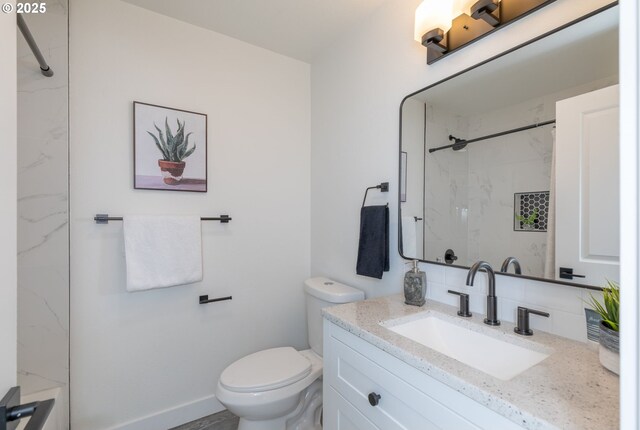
[{"left": 304, "top": 277, "right": 364, "bottom": 357}]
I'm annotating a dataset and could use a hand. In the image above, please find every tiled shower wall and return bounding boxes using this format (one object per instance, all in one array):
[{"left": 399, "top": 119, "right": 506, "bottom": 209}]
[{"left": 17, "top": 1, "right": 69, "bottom": 427}]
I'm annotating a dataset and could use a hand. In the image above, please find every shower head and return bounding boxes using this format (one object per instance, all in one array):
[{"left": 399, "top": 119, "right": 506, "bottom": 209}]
[{"left": 449, "top": 135, "right": 468, "bottom": 151}]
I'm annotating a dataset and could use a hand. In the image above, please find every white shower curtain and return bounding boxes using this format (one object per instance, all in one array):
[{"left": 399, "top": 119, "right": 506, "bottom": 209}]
[{"left": 544, "top": 127, "right": 556, "bottom": 279}]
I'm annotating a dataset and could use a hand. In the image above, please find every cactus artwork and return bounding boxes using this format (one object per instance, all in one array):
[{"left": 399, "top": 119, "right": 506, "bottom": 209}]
[
  {"left": 147, "top": 117, "right": 197, "bottom": 162},
  {"left": 134, "top": 102, "right": 207, "bottom": 192}
]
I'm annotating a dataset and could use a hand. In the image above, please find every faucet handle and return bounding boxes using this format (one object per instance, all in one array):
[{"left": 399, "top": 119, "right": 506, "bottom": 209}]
[
  {"left": 514, "top": 306, "right": 550, "bottom": 336},
  {"left": 447, "top": 290, "right": 472, "bottom": 317}
]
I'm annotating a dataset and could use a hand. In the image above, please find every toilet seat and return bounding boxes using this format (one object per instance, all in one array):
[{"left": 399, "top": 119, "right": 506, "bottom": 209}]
[{"left": 220, "top": 347, "right": 312, "bottom": 393}]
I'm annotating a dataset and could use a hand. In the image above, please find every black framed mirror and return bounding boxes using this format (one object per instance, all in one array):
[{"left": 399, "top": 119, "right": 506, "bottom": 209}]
[{"left": 399, "top": 3, "right": 619, "bottom": 290}]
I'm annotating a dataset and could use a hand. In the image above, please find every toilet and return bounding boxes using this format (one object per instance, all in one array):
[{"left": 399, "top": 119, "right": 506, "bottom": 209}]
[{"left": 215, "top": 277, "right": 364, "bottom": 430}]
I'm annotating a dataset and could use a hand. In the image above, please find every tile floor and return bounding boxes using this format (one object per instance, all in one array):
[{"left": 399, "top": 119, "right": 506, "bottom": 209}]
[{"left": 171, "top": 410, "right": 239, "bottom": 430}]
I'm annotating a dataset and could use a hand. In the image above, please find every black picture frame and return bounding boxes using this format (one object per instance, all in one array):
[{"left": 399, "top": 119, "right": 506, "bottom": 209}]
[{"left": 133, "top": 101, "right": 208, "bottom": 192}]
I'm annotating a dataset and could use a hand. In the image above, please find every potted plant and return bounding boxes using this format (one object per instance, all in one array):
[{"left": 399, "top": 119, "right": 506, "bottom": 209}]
[
  {"left": 147, "top": 118, "right": 197, "bottom": 185},
  {"left": 516, "top": 208, "right": 538, "bottom": 230},
  {"left": 587, "top": 280, "right": 620, "bottom": 375}
]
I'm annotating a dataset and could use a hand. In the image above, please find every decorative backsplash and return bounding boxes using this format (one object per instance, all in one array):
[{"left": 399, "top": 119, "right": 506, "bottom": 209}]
[{"left": 514, "top": 191, "right": 550, "bottom": 232}]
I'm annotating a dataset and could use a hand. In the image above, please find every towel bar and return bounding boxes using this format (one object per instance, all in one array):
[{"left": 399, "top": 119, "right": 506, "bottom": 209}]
[
  {"left": 94, "top": 214, "right": 232, "bottom": 224},
  {"left": 362, "top": 182, "right": 389, "bottom": 208},
  {"left": 199, "top": 295, "right": 232, "bottom": 304}
]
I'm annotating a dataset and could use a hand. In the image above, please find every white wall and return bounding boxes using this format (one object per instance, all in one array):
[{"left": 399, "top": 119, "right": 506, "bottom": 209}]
[
  {"left": 0, "top": 0, "right": 17, "bottom": 394},
  {"left": 619, "top": 0, "right": 640, "bottom": 427},
  {"left": 17, "top": 2, "right": 69, "bottom": 426},
  {"left": 310, "top": 0, "right": 614, "bottom": 340},
  {"left": 69, "top": 1, "right": 310, "bottom": 428}
]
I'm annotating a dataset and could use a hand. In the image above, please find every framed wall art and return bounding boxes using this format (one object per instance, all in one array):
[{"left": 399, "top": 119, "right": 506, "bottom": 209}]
[{"left": 133, "top": 101, "right": 207, "bottom": 192}]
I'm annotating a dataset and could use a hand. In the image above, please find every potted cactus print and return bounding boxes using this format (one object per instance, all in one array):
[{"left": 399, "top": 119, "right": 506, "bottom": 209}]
[
  {"left": 147, "top": 118, "right": 197, "bottom": 185},
  {"left": 134, "top": 102, "right": 207, "bottom": 192}
]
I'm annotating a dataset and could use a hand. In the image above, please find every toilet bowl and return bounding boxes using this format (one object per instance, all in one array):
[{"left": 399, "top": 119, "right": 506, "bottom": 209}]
[
  {"left": 216, "top": 348, "right": 323, "bottom": 430},
  {"left": 215, "top": 277, "right": 364, "bottom": 430}
]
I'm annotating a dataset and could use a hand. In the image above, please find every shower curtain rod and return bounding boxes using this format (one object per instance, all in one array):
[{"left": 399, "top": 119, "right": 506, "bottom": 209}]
[
  {"left": 17, "top": 14, "right": 54, "bottom": 77},
  {"left": 428, "top": 119, "right": 556, "bottom": 154}
]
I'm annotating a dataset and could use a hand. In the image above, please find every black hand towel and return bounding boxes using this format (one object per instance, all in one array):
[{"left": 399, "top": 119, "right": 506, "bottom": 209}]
[{"left": 356, "top": 205, "right": 389, "bottom": 279}]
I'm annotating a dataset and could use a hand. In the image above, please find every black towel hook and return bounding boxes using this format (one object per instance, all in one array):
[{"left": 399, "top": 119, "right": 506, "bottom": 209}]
[{"left": 362, "top": 182, "right": 389, "bottom": 208}]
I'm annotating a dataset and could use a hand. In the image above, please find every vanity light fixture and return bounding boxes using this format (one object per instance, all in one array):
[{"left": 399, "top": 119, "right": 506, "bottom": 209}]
[
  {"left": 414, "top": 0, "right": 557, "bottom": 64},
  {"left": 414, "top": 0, "right": 455, "bottom": 53}
]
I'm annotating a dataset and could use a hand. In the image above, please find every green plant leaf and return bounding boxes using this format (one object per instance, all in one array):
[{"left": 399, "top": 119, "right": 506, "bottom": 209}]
[
  {"left": 147, "top": 131, "right": 169, "bottom": 160},
  {"left": 585, "top": 280, "right": 620, "bottom": 331},
  {"left": 176, "top": 132, "right": 192, "bottom": 160},
  {"left": 165, "top": 117, "right": 174, "bottom": 146},
  {"left": 153, "top": 123, "right": 167, "bottom": 152},
  {"left": 166, "top": 117, "right": 182, "bottom": 161},
  {"left": 516, "top": 208, "right": 539, "bottom": 225},
  {"left": 174, "top": 120, "right": 185, "bottom": 160},
  {"left": 182, "top": 143, "right": 196, "bottom": 160}
]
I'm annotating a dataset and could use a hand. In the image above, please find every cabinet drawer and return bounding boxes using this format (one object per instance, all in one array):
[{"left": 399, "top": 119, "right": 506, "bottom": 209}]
[
  {"left": 325, "top": 386, "right": 380, "bottom": 430},
  {"left": 326, "top": 332, "right": 479, "bottom": 430},
  {"left": 324, "top": 320, "right": 525, "bottom": 430}
]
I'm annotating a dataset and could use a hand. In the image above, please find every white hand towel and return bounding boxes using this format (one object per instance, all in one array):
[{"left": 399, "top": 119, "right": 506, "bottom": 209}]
[
  {"left": 401, "top": 216, "right": 417, "bottom": 258},
  {"left": 123, "top": 215, "right": 203, "bottom": 292}
]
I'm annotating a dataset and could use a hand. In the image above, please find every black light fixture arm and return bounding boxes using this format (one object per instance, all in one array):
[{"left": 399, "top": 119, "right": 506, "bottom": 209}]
[
  {"left": 422, "top": 28, "right": 447, "bottom": 53},
  {"left": 471, "top": 0, "right": 501, "bottom": 27}
]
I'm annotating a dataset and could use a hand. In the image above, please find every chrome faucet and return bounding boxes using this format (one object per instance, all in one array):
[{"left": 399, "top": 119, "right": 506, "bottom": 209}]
[
  {"left": 466, "top": 261, "right": 500, "bottom": 326},
  {"left": 500, "top": 257, "right": 522, "bottom": 274}
]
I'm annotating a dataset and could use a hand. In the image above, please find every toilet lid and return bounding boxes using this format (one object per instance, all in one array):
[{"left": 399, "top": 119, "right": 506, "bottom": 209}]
[{"left": 220, "top": 347, "right": 312, "bottom": 393}]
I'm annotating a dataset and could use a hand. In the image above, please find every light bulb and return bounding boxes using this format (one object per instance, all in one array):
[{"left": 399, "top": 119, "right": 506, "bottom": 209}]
[{"left": 414, "top": 0, "right": 456, "bottom": 43}]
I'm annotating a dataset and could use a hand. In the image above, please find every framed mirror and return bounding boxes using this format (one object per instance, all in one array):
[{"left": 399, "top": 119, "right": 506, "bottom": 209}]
[{"left": 399, "top": 4, "right": 619, "bottom": 289}]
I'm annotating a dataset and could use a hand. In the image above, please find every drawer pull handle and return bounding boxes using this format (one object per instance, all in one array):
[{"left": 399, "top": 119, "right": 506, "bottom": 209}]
[{"left": 368, "top": 392, "right": 381, "bottom": 406}]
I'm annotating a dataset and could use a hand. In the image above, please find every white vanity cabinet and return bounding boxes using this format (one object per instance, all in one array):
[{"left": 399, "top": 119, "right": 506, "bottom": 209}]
[{"left": 323, "top": 319, "right": 525, "bottom": 430}]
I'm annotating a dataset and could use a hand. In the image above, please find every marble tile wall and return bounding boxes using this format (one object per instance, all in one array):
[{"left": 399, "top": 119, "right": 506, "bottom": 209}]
[
  {"left": 466, "top": 99, "right": 553, "bottom": 276},
  {"left": 424, "top": 104, "right": 469, "bottom": 264},
  {"left": 17, "top": 1, "right": 69, "bottom": 428}
]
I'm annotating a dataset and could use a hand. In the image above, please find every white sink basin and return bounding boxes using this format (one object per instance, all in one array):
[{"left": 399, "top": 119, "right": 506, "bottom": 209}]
[{"left": 381, "top": 313, "right": 550, "bottom": 381}]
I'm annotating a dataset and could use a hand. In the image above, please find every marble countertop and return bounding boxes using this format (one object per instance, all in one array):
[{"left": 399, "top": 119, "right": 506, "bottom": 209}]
[{"left": 322, "top": 294, "right": 619, "bottom": 430}]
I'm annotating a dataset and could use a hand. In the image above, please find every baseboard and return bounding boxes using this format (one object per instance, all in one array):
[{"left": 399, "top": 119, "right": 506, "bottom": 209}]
[{"left": 107, "top": 394, "right": 224, "bottom": 430}]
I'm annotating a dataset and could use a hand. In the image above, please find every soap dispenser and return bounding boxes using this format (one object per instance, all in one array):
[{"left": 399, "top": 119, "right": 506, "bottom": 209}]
[{"left": 404, "top": 260, "right": 426, "bottom": 306}]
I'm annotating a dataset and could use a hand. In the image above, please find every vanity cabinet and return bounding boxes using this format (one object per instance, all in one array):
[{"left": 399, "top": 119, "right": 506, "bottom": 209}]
[{"left": 323, "top": 319, "right": 525, "bottom": 430}]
